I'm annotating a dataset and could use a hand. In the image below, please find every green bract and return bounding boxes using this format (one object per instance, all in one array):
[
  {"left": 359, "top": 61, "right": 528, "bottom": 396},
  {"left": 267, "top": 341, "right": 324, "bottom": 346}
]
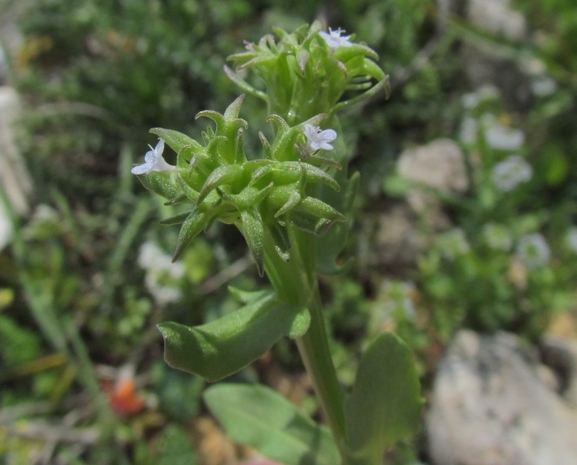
[
  {"left": 226, "top": 20, "right": 389, "bottom": 125},
  {"left": 134, "top": 95, "right": 344, "bottom": 276}
]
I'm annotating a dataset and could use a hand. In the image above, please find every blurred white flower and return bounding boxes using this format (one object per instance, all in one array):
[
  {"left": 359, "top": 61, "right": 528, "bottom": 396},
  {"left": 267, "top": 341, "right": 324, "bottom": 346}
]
[
  {"left": 516, "top": 233, "right": 550, "bottom": 269},
  {"left": 319, "top": 28, "right": 353, "bottom": 49},
  {"left": 303, "top": 124, "right": 337, "bottom": 153},
  {"left": 138, "top": 241, "right": 185, "bottom": 305},
  {"left": 131, "top": 139, "right": 173, "bottom": 175},
  {"left": 565, "top": 227, "right": 577, "bottom": 254},
  {"left": 482, "top": 223, "right": 513, "bottom": 251},
  {"left": 492, "top": 155, "right": 532, "bottom": 192},
  {"left": 485, "top": 124, "right": 524, "bottom": 151}
]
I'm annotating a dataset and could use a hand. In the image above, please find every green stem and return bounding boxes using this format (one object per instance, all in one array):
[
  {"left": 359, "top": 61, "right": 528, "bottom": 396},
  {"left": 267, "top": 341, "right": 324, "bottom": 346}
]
[
  {"left": 263, "top": 232, "right": 348, "bottom": 460},
  {"left": 295, "top": 291, "right": 347, "bottom": 455}
]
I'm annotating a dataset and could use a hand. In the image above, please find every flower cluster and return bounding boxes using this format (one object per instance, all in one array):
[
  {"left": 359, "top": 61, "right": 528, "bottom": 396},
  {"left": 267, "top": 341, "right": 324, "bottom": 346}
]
[
  {"left": 132, "top": 96, "right": 344, "bottom": 275},
  {"left": 225, "top": 21, "right": 388, "bottom": 125}
]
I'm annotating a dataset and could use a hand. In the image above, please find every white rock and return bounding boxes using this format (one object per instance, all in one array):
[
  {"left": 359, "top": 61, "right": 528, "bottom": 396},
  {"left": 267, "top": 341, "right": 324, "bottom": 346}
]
[
  {"left": 397, "top": 138, "right": 468, "bottom": 215},
  {"left": 467, "top": 0, "right": 527, "bottom": 40},
  {"left": 427, "top": 330, "right": 577, "bottom": 465}
]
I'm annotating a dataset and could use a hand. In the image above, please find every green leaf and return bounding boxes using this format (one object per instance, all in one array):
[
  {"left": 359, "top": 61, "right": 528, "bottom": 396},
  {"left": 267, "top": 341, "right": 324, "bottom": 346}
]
[
  {"left": 317, "top": 172, "right": 359, "bottom": 275},
  {"left": 228, "top": 287, "right": 271, "bottom": 304},
  {"left": 204, "top": 384, "right": 340, "bottom": 465},
  {"left": 160, "top": 211, "right": 191, "bottom": 225},
  {"left": 197, "top": 165, "right": 244, "bottom": 205},
  {"left": 136, "top": 170, "right": 180, "bottom": 200},
  {"left": 150, "top": 128, "right": 203, "bottom": 155},
  {"left": 344, "top": 333, "right": 422, "bottom": 465},
  {"left": 156, "top": 424, "right": 198, "bottom": 465},
  {"left": 158, "top": 292, "right": 310, "bottom": 381},
  {"left": 172, "top": 210, "right": 212, "bottom": 262},
  {"left": 240, "top": 209, "right": 265, "bottom": 276}
]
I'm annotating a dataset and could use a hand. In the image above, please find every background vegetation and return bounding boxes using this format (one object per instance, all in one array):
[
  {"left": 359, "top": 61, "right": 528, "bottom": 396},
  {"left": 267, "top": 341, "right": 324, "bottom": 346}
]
[{"left": 1, "top": 0, "right": 576, "bottom": 463}]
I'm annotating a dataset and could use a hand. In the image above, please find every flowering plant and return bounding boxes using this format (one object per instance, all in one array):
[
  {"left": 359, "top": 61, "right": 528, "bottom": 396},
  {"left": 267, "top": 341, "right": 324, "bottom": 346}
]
[{"left": 132, "top": 22, "right": 421, "bottom": 465}]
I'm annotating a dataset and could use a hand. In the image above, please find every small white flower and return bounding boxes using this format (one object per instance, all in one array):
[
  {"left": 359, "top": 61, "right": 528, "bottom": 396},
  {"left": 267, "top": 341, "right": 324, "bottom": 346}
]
[
  {"left": 516, "top": 233, "right": 550, "bottom": 269},
  {"left": 565, "top": 227, "right": 577, "bottom": 254},
  {"left": 491, "top": 155, "right": 533, "bottom": 192},
  {"left": 131, "top": 139, "right": 174, "bottom": 175},
  {"left": 303, "top": 124, "right": 337, "bottom": 153},
  {"left": 319, "top": 28, "right": 353, "bottom": 50}
]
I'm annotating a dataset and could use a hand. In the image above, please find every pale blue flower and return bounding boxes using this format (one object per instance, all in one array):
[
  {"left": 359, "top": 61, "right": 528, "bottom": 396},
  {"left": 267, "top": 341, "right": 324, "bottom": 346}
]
[
  {"left": 492, "top": 155, "right": 532, "bottom": 192},
  {"left": 131, "top": 139, "right": 174, "bottom": 175},
  {"left": 516, "top": 233, "right": 550, "bottom": 269},
  {"left": 319, "top": 28, "right": 353, "bottom": 50},
  {"left": 303, "top": 124, "right": 337, "bottom": 153}
]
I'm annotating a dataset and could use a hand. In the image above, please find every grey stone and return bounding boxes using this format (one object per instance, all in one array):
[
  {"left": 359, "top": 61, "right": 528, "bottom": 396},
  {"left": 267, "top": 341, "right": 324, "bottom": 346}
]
[
  {"left": 467, "top": 0, "right": 527, "bottom": 40},
  {"left": 397, "top": 138, "right": 467, "bottom": 228},
  {"left": 426, "top": 330, "right": 577, "bottom": 465},
  {"left": 461, "top": 0, "right": 532, "bottom": 110},
  {"left": 370, "top": 202, "right": 425, "bottom": 270},
  {"left": 540, "top": 336, "right": 577, "bottom": 409}
]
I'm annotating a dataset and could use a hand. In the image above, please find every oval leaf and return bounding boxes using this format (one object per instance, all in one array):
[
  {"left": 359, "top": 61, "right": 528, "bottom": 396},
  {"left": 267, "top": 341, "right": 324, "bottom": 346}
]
[
  {"left": 344, "top": 333, "right": 423, "bottom": 464},
  {"left": 204, "top": 384, "right": 340, "bottom": 465},
  {"left": 158, "top": 293, "right": 309, "bottom": 381}
]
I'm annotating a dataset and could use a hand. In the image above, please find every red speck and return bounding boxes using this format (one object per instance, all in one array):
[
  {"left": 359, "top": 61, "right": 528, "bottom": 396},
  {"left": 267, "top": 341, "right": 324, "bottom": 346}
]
[{"left": 105, "top": 378, "right": 146, "bottom": 416}]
